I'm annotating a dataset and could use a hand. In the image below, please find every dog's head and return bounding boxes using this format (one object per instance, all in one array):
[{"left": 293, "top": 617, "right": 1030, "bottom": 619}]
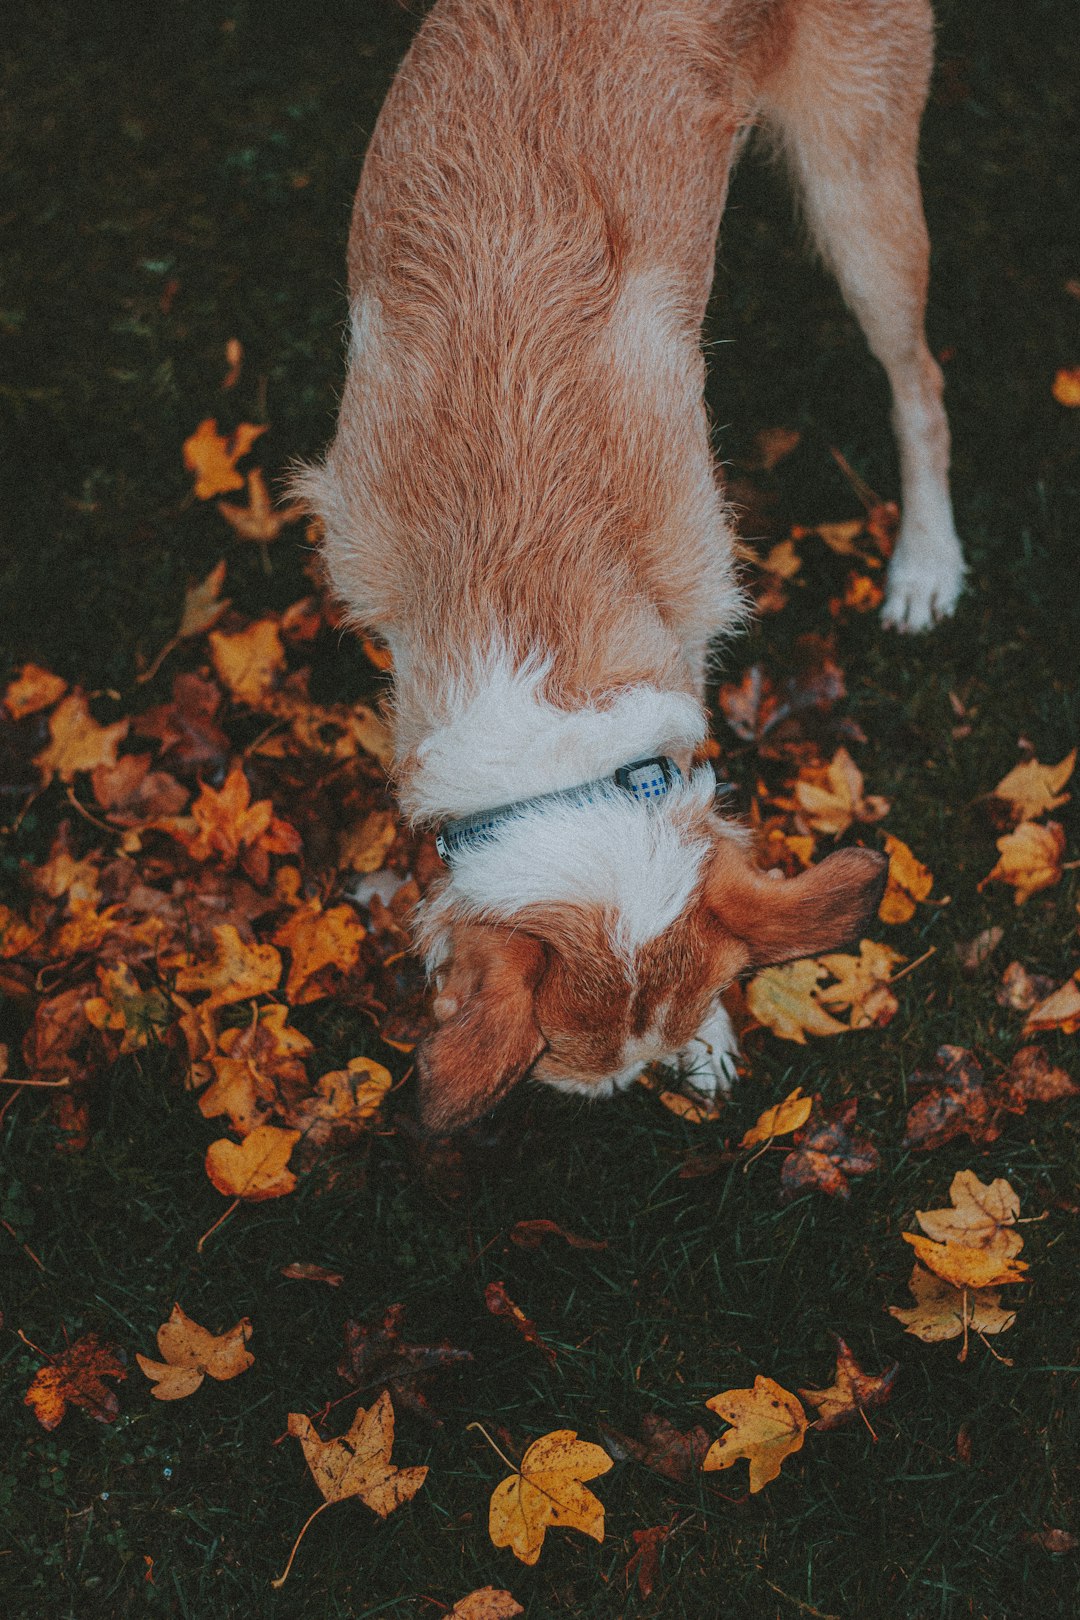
[{"left": 415, "top": 779, "right": 887, "bottom": 1131}]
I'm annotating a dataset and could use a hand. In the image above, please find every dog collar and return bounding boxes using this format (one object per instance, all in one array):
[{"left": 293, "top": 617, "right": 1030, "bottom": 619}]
[{"left": 435, "top": 755, "right": 684, "bottom": 863}]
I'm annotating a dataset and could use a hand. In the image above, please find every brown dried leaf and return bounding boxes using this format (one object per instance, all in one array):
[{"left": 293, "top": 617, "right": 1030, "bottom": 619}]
[
  {"left": 338, "top": 1303, "right": 473, "bottom": 1424},
  {"left": 485, "top": 1281, "right": 557, "bottom": 1366},
  {"left": 780, "top": 1097, "right": 879, "bottom": 1200},
  {"left": 798, "top": 1338, "right": 899, "bottom": 1431},
  {"left": 24, "top": 1333, "right": 126, "bottom": 1430}
]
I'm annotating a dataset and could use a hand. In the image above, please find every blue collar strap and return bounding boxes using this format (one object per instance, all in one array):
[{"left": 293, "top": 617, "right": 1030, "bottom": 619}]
[{"left": 435, "top": 755, "right": 684, "bottom": 864}]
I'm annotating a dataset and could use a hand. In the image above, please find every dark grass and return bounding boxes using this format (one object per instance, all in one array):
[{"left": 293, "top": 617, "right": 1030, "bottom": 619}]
[{"left": 2, "top": 1, "right": 1079, "bottom": 1616}]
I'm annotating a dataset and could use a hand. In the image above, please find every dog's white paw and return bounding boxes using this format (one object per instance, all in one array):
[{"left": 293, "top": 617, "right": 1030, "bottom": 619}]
[
  {"left": 674, "top": 1002, "right": 739, "bottom": 1098},
  {"left": 881, "top": 532, "right": 965, "bottom": 632}
]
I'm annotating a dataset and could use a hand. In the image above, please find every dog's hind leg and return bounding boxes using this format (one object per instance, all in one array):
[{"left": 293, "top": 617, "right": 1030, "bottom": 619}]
[{"left": 759, "top": 0, "right": 964, "bottom": 630}]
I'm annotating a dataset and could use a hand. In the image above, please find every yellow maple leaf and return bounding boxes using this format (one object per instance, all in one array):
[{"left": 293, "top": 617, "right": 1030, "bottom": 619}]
[
  {"left": 178, "top": 560, "right": 231, "bottom": 640},
  {"left": 170, "top": 923, "right": 281, "bottom": 1007},
  {"left": 205, "top": 1123, "right": 300, "bottom": 1200},
  {"left": 991, "top": 750, "right": 1076, "bottom": 823},
  {"left": 815, "top": 939, "right": 906, "bottom": 1027},
  {"left": 216, "top": 468, "right": 307, "bottom": 543},
  {"left": 340, "top": 809, "right": 398, "bottom": 874},
  {"left": 740, "top": 1086, "right": 814, "bottom": 1148},
  {"left": 136, "top": 1304, "right": 253, "bottom": 1401},
  {"left": 902, "top": 1231, "right": 1029, "bottom": 1290},
  {"left": 209, "top": 619, "right": 286, "bottom": 707},
  {"left": 794, "top": 747, "right": 890, "bottom": 837},
  {"left": 288, "top": 1058, "right": 392, "bottom": 1145},
  {"left": 1051, "top": 367, "right": 1080, "bottom": 407},
  {"left": 1023, "top": 970, "right": 1080, "bottom": 1036},
  {"left": 888, "top": 1263, "right": 1017, "bottom": 1344},
  {"left": 260, "top": 690, "right": 395, "bottom": 770},
  {"left": 33, "top": 692, "right": 129, "bottom": 784},
  {"left": 877, "top": 834, "right": 934, "bottom": 924},
  {"left": 448, "top": 1591, "right": 523, "bottom": 1620},
  {"left": 980, "top": 821, "right": 1066, "bottom": 905},
  {"left": 272, "top": 899, "right": 365, "bottom": 1004},
  {"left": 489, "top": 1429, "right": 612, "bottom": 1566},
  {"left": 655, "top": 1087, "right": 723, "bottom": 1124},
  {"left": 745, "top": 961, "right": 849, "bottom": 1044},
  {"left": 182, "top": 418, "right": 266, "bottom": 500},
  {"left": 702, "top": 1376, "right": 807, "bottom": 1493},
  {"left": 3, "top": 663, "right": 67, "bottom": 721},
  {"left": 915, "top": 1170, "right": 1023, "bottom": 1259}
]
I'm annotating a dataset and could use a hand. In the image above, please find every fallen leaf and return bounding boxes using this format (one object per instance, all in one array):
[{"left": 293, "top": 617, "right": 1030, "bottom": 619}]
[
  {"left": 1023, "top": 1528, "right": 1079, "bottom": 1555},
  {"left": 815, "top": 939, "right": 906, "bottom": 1027},
  {"left": 1022, "top": 971, "right": 1080, "bottom": 1036},
  {"left": 289, "top": 1057, "right": 392, "bottom": 1147},
  {"left": 877, "top": 834, "right": 934, "bottom": 924},
  {"left": 3, "top": 663, "right": 67, "bottom": 721},
  {"left": 980, "top": 821, "right": 1066, "bottom": 905},
  {"left": 221, "top": 337, "right": 243, "bottom": 390},
  {"left": 780, "top": 1097, "right": 879, "bottom": 1200},
  {"left": 837, "top": 573, "right": 884, "bottom": 613},
  {"left": 797, "top": 1338, "right": 899, "bottom": 1431},
  {"left": 508, "top": 1219, "right": 607, "bottom": 1252},
  {"left": 178, "top": 560, "right": 232, "bottom": 641},
  {"left": 133, "top": 672, "right": 231, "bottom": 772},
  {"left": 915, "top": 1170, "right": 1023, "bottom": 1258},
  {"left": 745, "top": 962, "right": 849, "bottom": 1043},
  {"left": 91, "top": 754, "right": 188, "bottom": 827},
  {"left": 205, "top": 1123, "right": 300, "bottom": 1200},
  {"left": 287, "top": 1391, "right": 427, "bottom": 1515},
  {"left": 216, "top": 468, "right": 307, "bottom": 543},
  {"left": 599, "top": 1413, "right": 712, "bottom": 1483},
  {"left": 990, "top": 750, "right": 1075, "bottom": 824},
  {"left": 24, "top": 1333, "right": 126, "bottom": 1430},
  {"left": 183, "top": 418, "right": 266, "bottom": 500},
  {"left": 0, "top": 903, "right": 42, "bottom": 959},
  {"left": 170, "top": 924, "right": 281, "bottom": 1006},
  {"left": 34, "top": 692, "right": 129, "bottom": 784},
  {"left": 719, "top": 666, "right": 783, "bottom": 742},
  {"left": 887, "top": 1263, "right": 1016, "bottom": 1344},
  {"left": 901, "top": 1231, "right": 1029, "bottom": 1290},
  {"left": 281, "top": 1262, "right": 343, "bottom": 1286},
  {"left": 903, "top": 1046, "right": 1005, "bottom": 1150},
  {"left": 84, "top": 963, "right": 172, "bottom": 1053},
  {"left": 754, "top": 426, "right": 801, "bottom": 469},
  {"left": 488, "top": 1429, "right": 612, "bottom": 1565},
  {"left": 794, "top": 747, "right": 889, "bottom": 836},
  {"left": 1002, "top": 1045, "right": 1079, "bottom": 1106},
  {"left": 272, "top": 899, "right": 365, "bottom": 1004},
  {"left": 996, "top": 960, "right": 1056, "bottom": 1012},
  {"left": 161, "top": 762, "right": 301, "bottom": 875},
  {"left": 955, "top": 926, "right": 1004, "bottom": 973},
  {"left": 741, "top": 1086, "right": 814, "bottom": 1147},
  {"left": 209, "top": 619, "right": 286, "bottom": 707},
  {"left": 1051, "top": 367, "right": 1080, "bottom": 407},
  {"left": 811, "top": 518, "right": 865, "bottom": 556},
  {"left": 655, "top": 1086, "right": 723, "bottom": 1123},
  {"left": 485, "top": 1281, "right": 557, "bottom": 1367},
  {"left": 703, "top": 1376, "right": 807, "bottom": 1493},
  {"left": 136, "top": 1304, "right": 253, "bottom": 1400},
  {"left": 625, "top": 1525, "right": 669, "bottom": 1601},
  {"left": 338, "top": 1303, "right": 473, "bottom": 1424},
  {"left": 340, "top": 810, "right": 398, "bottom": 874},
  {"left": 448, "top": 1590, "right": 524, "bottom": 1620}
]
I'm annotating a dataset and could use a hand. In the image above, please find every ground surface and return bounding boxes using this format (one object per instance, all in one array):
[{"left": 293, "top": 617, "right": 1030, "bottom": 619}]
[{"left": 2, "top": 2, "right": 1079, "bottom": 1617}]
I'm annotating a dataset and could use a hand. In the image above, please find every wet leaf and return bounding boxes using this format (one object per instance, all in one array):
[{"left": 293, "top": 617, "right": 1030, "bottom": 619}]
[
  {"left": 599, "top": 1413, "right": 712, "bottom": 1483},
  {"left": 508, "top": 1219, "right": 607, "bottom": 1252},
  {"left": 996, "top": 960, "right": 1056, "bottom": 1012},
  {"left": 25, "top": 1333, "right": 126, "bottom": 1430},
  {"left": 798, "top": 1339, "right": 899, "bottom": 1431},
  {"left": 903, "top": 1046, "right": 1004, "bottom": 1150},
  {"left": 703, "top": 1376, "right": 807, "bottom": 1493},
  {"left": 1002, "top": 1045, "right": 1079, "bottom": 1106},
  {"left": 136, "top": 1305, "right": 253, "bottom": 1400},
  {"left": 288, "top": 1057, "right": 391, "bottom": 1147},
  {"left": 84, "top": 963, "right": 172, "bottom": 1052},
  {"left": 488, "top": 1429, "right": 612, "bottom": 1565},
  {"left": 780, "top": 1097, "right": 879, "bottom": 1200}
]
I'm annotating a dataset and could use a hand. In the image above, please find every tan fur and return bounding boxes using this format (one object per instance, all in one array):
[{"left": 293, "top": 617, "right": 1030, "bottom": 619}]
[{"left": 303, "top": 0, "right": 954, "bottom": 1128}]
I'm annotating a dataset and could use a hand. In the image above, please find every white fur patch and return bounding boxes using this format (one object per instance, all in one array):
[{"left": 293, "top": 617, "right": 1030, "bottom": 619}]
[
  {"left": 403, "top": 647, "right": 706, "bottom": 822},
  {"left": 433, "top": 766, "right": 718, "bottom": 954}
]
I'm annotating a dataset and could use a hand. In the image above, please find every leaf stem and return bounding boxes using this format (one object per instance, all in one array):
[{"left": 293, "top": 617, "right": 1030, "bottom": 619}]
[{"left": 270, "top": 1497, "right": 333, "bottom": 1589}]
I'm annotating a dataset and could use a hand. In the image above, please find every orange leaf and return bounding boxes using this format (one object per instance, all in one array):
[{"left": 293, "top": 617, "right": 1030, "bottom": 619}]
[
  {"left": 794, "top": 747, "right": 889, "bottom": 836},
  {"left": 286, "top": 1390, "right": 428, "bottom": 1514},
  {"left": 272, "top": 899, "right": 365, "bottom": 1004},
  {"left": 34, "top": 692, "right": 129, "bottom": 784},
  {"left": 703, "top": 1376, "right": 807, "bottom": 1492},
  {"left": 209, "top": 619, "right": 286, "bottom": 707},
  {"left": 1023, "top": 971, "right": 1080, "bottom": 1035},
  {"left": 741, "top": 1086, "right": 814, "bottom": 1147},
  {"left": 1051, "top": 367, "right": 1080, "bottom": 407},
  {"left": 205, "top": 1123, "right": 300, "bottom": 1200},
  {"left": 136, "top": 1305, "right": 253, "bottom": 1401},
  {"left": 902, "top": 1231, "right": 1029, "bottom": 1290},
  {"left": 216, "top": 468, "right": 307, "bottom": 543},
  {"left": 798, "top": 1338, "right": 899, "bottom": 1431},
  {"left": 980, "top": 821, "right": 1066, "bottom": 905},
  {"left": 24, "top": 1333, "right": 126, "bottom": 1430},
  {"left": 990, "top": 750, "right": 1075, "bottom": 824},
  {"left": 488, "top": 1429, "right": 612, "bottom": 1565},
  {"left": 888, "top": 1263, "right": 1016, "bottom": 1344},
  {"left": 878, "top": 834, "right": 934, "bottom": 923},
  {"left": 170, "top": 923, "right": 281, "bottom": 1005},
  {"left": 3, "top": 663, "right": 67, "bottom": 721},
  {"left": 182, "top": 418, "right": 266, "bottom": 500}
]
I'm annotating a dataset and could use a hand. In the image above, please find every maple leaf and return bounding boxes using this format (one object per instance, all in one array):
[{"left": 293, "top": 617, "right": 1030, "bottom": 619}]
[
  {"left": 24, "top": 1333, "right": 127, "bottom": 1430},
  {"left": 287, "top": 1391, "right": 428, "bottom": 1514},
  {"left": 289, "top": 1057, "right": 392, "bottom": 1149},
  {"left": 161, "top": 762, "right": 301, "bottom": 877},
  {"left": 3, "top": 663, "right": 67, "bottom": 721},
  {"left": 0, "top": 903, "right": 42, "bottom": 959},
  {"left": 903, "top": 1046, "right": 1005, "bottom": 1151},
  {"left": 216, "top": 468, "right": 306, "bottom": 542},
  {"left": 600, "top": 1412, "right": 713, "bottom": 1483},
  {"left": 261, "top": 689, "right": 395, "bottom": 771},
  {"left": 169, "top": 923, "right": 281, "bottom": 1006},
  {"left": 901, "top": 1231, "right": 1029, "bottom": 1290},
  {"left": 508, "top": 1219, "right": 607, "bottom": 1252},
  {"left": 485, "top": 1281, "right": 557, "bottom": 1366},
  {"left": 133, "top": 672, "right": 231, "bottom": 772},
  {"left": 780, "top": 1096, "right": 879, "bottom": 1200},
  {"left": 996, "top": 960, "right": 1056, "bottom": 1012},
  {"left": 340, "top": 809, "right": 398, "bottom": 874},
  {"left": 136, "top": 1304, "right": 253, "bottom": 1400},
  {"left": 272, "top": 899, "right": 366, "bottom": 1004},
  {"left": 626, "top": 1525, "right": 670, "bottom": 1601},
  {"left": 836, "top": 572, "right": 884, "bottom": 613},
  {"left": 719, "top": 665, "right": 783, "bottom": 742},
  {"left": 84, "top": 963, "right": 172, "bottom": 1053},
  {"left": 741, "top": 1086, "right": 814, "bottom": 1147},
  {"left": 34, "top": 691, "right": 129, "bottom": 784},
  {"left": 955, "top": 926, "right": 1004, "bottom": 974},
  {"left": 178, "top": 560, "right": 232, "bottom": 640},
  {"left": 877, "top": 833, "right": 934, "bottom": 924},
  {"left": 653, "top": 1083, "right": 724, "bottom": 1123},
  {"left": 1023, "top": 970, "right": 1080, "bottom": 1036},
  {"left": 794, "top": 747, "right": 889, "bottom": 836},
  {"left": 702, "top": 1376, "right": 807, "bottom": 1493},
  {"left": 182, "top": 417, "right": 266, "bottom": 500},
  {"left": 448, "top": 1592, "right": 523, "bottom": 1620},
  {"left": 888, "top": 1263, "right": 1017, "bottom": 1344},
  {"left": 281, "top": 1262, "right": 343, "bottom": 1286},
  {"left": 209, "top": 619, "right": 286, "bottom": 707},
  {"left": 745, "top": 962, "right": 849, "bottom": 1044},
  {"left": 1002, "top": 1045, "right": 1079, "bottom": 1106},
  {"left": 990, "top": 750, "right": 1076, "bottom": 824},
  {"left": 1051, "top": 367, "right": 1080, "bottom": 407},
  {"left": 798, "top": 1338, "right": 899, "bottom": 1431},
  {"left": 915, "top": 1170, "right": 1023, "bottom": 1258},
  {"left": 488, "top": 1429, "right": 612, "bottom": 1566},
  {"left": 338, "top": 1303, "right": 473, "bottom": 1424},
  {"left": 980, "top": 821, "right": 1066, "bottom": 904},
  {"left": 815, "top": 939, "right": 905, "bottom": 1027},
  {"left": 205, "top": 1123, "right": 300, "bottom": 1200},
  {"left": 195, "top": 1006, "right": 315, "bottom": 1136}
]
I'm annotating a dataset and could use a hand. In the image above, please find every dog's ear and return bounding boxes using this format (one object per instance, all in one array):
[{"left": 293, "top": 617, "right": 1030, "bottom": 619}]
[
  {"left": 417, "top": 922, "right": 549, "bottom": 1132},
  {"left": 706, "top": 842, "right": 888, "bottom": 967}
]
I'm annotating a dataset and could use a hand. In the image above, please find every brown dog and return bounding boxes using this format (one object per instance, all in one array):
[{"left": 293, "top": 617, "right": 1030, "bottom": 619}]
[{"left": 298, "top": 0, "right": 959, "bottom": 1130}]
